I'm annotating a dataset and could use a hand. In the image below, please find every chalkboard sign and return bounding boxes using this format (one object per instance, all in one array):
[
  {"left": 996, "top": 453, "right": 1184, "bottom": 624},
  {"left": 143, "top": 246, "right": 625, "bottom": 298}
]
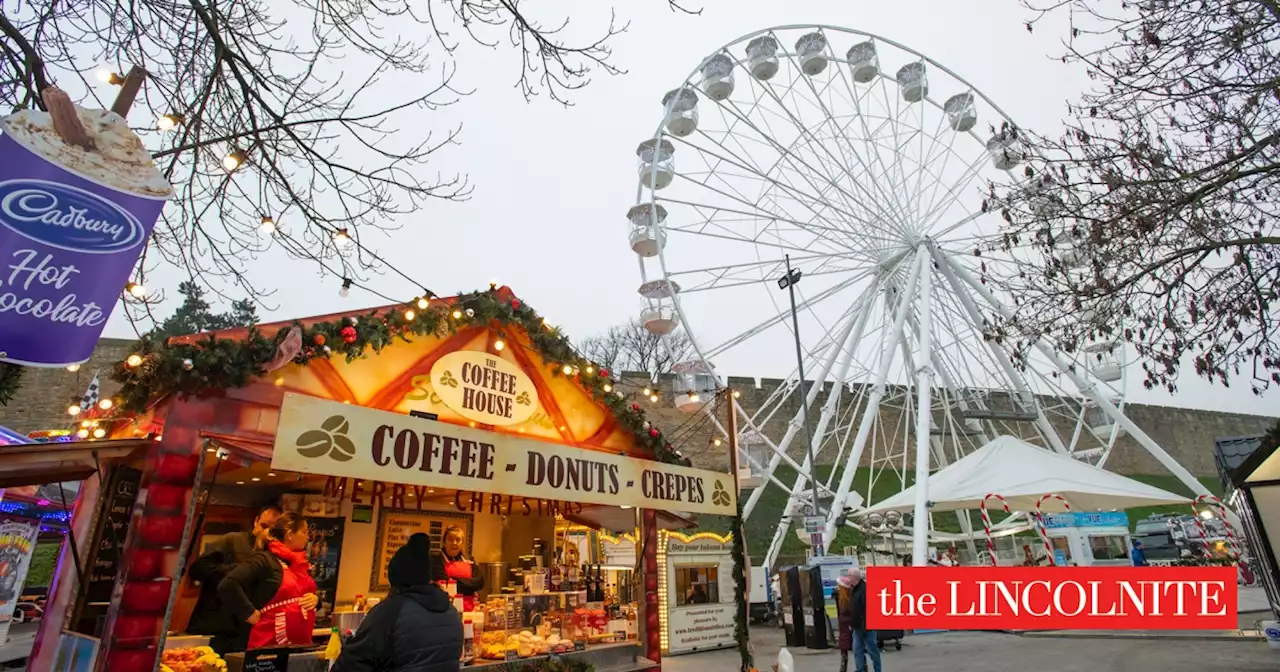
[
  {"left": 243, "top": 647, "right": 290, "bottom": 671},
  {"left": 85, "top": 466, "right": 142, "bottom": 604},
  {"left": 71, "top": 465, "right": 142, "bottom": 636},
  {"left": 369, "top": 508, "right": 471, "bottom": 591}
]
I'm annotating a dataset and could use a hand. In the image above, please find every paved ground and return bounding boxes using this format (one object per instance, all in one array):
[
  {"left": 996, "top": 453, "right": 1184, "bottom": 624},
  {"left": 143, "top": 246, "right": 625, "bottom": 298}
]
[{"left": 662, "top": 623, "right": 1280, "bottom": 672}]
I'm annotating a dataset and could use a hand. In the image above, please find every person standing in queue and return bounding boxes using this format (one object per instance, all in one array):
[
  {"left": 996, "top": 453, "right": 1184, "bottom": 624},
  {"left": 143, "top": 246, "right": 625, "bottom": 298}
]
[
  {"left": 840, "top": 568, "right": 881, "bottom": 672},
  {"left": 333, "top": 533, "right": 463, "bottom": 672},
  {"left": 432, "top": 526, "right": 484, "bottom": 611},
  {"left": 219, "top": 513, "right": 320, "bottom": 650},
  {"left": 186, "top": 505, "right": 282, "bottom": 654}
]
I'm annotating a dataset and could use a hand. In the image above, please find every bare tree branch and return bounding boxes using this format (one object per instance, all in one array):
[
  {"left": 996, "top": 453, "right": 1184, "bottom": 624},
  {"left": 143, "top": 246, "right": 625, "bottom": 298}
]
[
  {"left": 993, "top": 0, "right": 1280, "bottom": 395},
  {"left": 0, "top": 0, "right": 700, "bottom": 332}
]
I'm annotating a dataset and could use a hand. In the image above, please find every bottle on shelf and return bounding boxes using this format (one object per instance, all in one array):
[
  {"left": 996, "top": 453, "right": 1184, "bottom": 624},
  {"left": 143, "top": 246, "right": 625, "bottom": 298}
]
[{"left": 462, "top": 619, "right": 475, "bottom": 664}]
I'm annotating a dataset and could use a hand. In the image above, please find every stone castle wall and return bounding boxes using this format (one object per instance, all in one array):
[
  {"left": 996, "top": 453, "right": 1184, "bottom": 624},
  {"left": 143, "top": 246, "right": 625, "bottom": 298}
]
[
  {"left": 617, "top": 373, "right": 1277, "bottom": 477},
  {"left": 2, "top": 340, "right": 1273, "bottom": 478}
]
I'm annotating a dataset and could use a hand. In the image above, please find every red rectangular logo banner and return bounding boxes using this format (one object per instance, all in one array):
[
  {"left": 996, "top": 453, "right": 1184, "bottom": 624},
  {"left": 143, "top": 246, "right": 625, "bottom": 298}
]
[{"left": 865, "top": 566, "right": 1237, "bottom": 630}]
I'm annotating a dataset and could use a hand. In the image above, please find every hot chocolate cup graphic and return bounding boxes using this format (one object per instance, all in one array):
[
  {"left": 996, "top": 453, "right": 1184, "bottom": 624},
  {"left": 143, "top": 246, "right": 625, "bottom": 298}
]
[{"left": 0, "top": 102, "right": 173, "bottom": 367}]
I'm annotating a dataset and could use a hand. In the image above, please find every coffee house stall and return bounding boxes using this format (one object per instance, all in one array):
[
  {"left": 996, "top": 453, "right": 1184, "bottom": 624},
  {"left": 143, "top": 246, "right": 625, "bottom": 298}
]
[{"left": 26, "top": 287, "right": 738, "bottom": 672}]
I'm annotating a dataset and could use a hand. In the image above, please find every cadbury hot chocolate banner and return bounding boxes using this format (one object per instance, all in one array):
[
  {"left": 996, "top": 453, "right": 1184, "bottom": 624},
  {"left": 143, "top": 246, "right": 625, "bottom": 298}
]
[
  {"left": 0, "top": 107, "right": 171, "bottom": 367},
  {"left": 271, "top": 393, "right": 738, "bottom": 516}
]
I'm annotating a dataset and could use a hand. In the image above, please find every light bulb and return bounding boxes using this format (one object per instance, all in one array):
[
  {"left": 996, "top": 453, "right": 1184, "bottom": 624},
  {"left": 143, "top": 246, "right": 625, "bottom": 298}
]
[
  {"left": 66, "top": 364, "right": 80, "bottom": 372},
  {"left": 733, "top": 390, "right": 741, "bottom": 399},
  {"left": 98, "top": 399, "right": 113, "bottom": 410},
  {"left": 92, "top": 428, "right": 106, "bottom": 439},
  {"left": 417, "top": 297, "right": 429, "bottom": 310},
  {"left": 603, "top": 383, "right": 612, "bottom": 393},
  {"left": 643, "top": 388, "right": 652, "bottom": 396},
  {"left": 156, "top": 113, "right": 184, "bottom": 131},
  {"left": 713, "top": 438, "right": 722, "bottom": 446},
  {"left": 67, "top": 404, "right": 82, "bottom": 417},
  {"left": 126, "top": 354, "right": 143, "bottom": 367},
  {"left": 222, "top": 149, "right": 246, "bottom": 171},
  {"left": 562, "top": 365, "right": 573, "bottom": 375},
  {"left": 80, "top": 420, "right": 90, "bottom": 428},
  {"left": 452, "top": 310, "right": 463, "bottom": 319},
  {"left": 494, "top": 339, "right": 505, "bottom": 351},
  {"left": 125, "top": 282, "right": 146, "bottom": 299},
  {"left": 333, "top": 229, "right": 353, "bottom": 248},
  {"left": 586, "top": 366, "right": 594, "bottom": 374},
  {"left": 650, "top": 394, "right": 659, "bottom": 403},
  {"left": 97, "top": 69, "right": 124, "bottom": 85},
  {"left": 688, "top": 392, "right": 700, "bottom": 403},
  {"left": 339, "top": 278, "right": 352, "bottom": 298},
  {"left": 76, "top": 429, "right": 89, "bottom": 439},
  {"left": 260, "top": 216, "right": 276, "bottom": 235}
]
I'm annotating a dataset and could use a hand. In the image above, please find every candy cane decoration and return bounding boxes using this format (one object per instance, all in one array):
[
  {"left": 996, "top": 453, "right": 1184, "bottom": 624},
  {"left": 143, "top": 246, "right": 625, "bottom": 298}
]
[
  {"left": 1192, "top": 494, "right": 1241, "bottom": 560},
  {"left": 1035, "top": 494, "right": 1071, "bottom": 565},
  {"left": 980, "top": 493, "right": 1010, "bottom": 567}
]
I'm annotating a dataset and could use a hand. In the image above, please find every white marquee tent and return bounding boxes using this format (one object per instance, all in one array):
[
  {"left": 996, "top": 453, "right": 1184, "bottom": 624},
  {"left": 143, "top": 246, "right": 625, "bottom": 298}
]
[{"left": 865, "top": 435, "right": 1191, "bottom": 514}]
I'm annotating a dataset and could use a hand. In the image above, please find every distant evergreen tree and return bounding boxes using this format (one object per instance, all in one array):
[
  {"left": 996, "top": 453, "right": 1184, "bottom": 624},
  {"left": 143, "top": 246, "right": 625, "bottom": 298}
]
[{"left": 149, "top": 281, "right": 259, "bottom": 339}]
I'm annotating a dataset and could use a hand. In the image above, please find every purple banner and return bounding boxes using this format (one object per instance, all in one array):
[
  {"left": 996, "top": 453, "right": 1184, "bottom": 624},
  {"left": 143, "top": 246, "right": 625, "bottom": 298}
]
[{"left": 0, "top": 125, "right": 168, "bottom": 367}]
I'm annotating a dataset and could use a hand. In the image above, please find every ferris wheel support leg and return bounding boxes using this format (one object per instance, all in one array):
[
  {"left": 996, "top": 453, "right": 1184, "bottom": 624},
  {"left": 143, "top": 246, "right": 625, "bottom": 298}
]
[
  {"left": 911, "top": 249, "right": 936, "bottom": 567},
  {"left": 936, "top": 250, "right": 1240, "bottom": 528},
  {"left": 741, "top": 285, "right": 876, "bottom": 520},
  {"left": 762, "top": 297, "right": 874, "bottom": 569},
  {"left": 929, "top": 247, "right": 1071, "bottom": 456},
  {"left": 904, "top": 313, "right": 983, "bottom": 559},
  {"left": 822, "top": 251, "right": 926, "bottom": 549}
]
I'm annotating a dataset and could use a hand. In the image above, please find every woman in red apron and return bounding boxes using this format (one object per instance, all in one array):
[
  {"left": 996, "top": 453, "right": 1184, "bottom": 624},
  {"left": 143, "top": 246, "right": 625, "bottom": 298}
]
[
  {"left": 432, "top": 525, "right": 484, "bottom": 611},
  {"left": 221, "top": 513, "right": 318, "bottom": 649}
]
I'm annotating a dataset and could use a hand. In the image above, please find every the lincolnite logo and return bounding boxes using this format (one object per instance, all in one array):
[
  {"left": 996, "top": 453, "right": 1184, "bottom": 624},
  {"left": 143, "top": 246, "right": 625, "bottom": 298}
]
[{"left": 295, "top": 415, "right": 357, "bottom": 462}]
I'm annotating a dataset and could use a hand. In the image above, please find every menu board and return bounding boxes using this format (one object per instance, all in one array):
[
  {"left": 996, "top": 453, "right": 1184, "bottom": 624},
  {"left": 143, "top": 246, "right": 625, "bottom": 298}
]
[
  {"left": 87, "top": 467, "right": 142, "bottom": 602},
  {"left": 369, "top": 508, "right": 472, "bottom": 591},
  {"left": 306, "top": 517, "right": 345, "bottom": 627},
  {"left": 72, "top": 465, "right": 141, "bottom": 636}
]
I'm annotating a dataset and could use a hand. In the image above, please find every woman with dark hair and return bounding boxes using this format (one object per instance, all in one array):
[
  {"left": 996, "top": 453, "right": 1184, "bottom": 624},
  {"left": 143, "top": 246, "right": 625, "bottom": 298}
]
[
  {"left": 431, "top": 525, "right": 484, "bottom": 611},
  {"left": 218, "top": 512, "right": 319, "bottom": 650}
]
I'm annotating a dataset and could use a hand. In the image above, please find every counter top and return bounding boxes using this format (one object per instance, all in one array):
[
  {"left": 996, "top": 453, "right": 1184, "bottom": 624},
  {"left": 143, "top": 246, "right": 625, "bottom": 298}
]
[{"left": 468, "top": 642, "right": 648, "bottom": 672}]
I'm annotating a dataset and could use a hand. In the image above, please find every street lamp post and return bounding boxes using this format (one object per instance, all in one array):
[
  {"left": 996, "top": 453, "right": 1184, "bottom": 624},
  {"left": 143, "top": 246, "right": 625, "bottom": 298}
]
[{"left": 778, "top": 255, "right": 822, "bottom": 551}]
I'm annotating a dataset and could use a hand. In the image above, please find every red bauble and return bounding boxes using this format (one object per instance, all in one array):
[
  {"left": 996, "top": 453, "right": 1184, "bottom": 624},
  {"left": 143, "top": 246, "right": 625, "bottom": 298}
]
[
  {"left": 511, "top": 299, "right": 522, "bottom": 310},
  {"left": 649, "top": 428, "right": 659, "bottom": 438},
  {"left": 599, "top": 368, "right": 610, "bottom": 378},
  {"left": 340, "top": 326, "right": 358, "bottom": 343},
  {"left": 631, "top": 404, "right": 640, "bottom": 411},
  {"left": 313, "top": 334, "right": 326, "bottom": 346}
]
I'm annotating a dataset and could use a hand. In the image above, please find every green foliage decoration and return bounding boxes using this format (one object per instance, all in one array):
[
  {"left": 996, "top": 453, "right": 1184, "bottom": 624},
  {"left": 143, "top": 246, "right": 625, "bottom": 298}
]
[{"left": 109, "top": 287, "right": 691, "bottom": 466}]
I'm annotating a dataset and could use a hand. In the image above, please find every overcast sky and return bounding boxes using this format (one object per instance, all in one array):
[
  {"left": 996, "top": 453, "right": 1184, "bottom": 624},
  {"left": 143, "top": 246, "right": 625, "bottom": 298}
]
[{"left": 98, "top": 0, "right": 1278, "bottom": 418}]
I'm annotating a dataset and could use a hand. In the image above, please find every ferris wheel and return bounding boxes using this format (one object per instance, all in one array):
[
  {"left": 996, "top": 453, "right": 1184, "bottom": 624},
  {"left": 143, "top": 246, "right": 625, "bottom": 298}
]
[{"left": 624, "top": 24, "right": 1214, "bottom": 567}]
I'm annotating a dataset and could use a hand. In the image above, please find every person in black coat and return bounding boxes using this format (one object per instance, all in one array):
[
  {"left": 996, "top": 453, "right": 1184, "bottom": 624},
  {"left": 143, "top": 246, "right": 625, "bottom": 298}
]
[
  {"left": 844, "top": 568, "right": 881, "bottom": 672},
  {"left": 186, "top": 505, "right": 281, "bottom": 654},
  {"left": 334, "top": 533, "right": 463, "bottom": 672}
]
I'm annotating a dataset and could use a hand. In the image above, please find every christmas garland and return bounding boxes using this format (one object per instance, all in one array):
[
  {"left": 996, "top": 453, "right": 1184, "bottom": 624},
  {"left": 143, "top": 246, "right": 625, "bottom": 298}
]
[
  {"left": 730, "top": 506, "right": 753, "bottom": 672},
  {"left": 108, "top": 287, "right": 691, "bottom": 466}
]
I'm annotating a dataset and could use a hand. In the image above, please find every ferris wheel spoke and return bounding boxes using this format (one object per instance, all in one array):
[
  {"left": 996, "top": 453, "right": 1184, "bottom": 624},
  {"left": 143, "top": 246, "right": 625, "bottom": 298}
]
[
  {"left": 698, "top": 97, "right": 901, "bottom": 245},
  {"left": 672, "top": 134, "right": 878, "bottom": 246},
  {"left": 741, "top": 54, "right": 912, "bottom": 239},
  {"left": 782, "top": 47, "right": 916, "bottom": 230},
  {"left": 700, "top": 266, "right": 877, "bottom": 359},
  {"left": 664, "top": 253, "right": 869, "bottom": 294},
  {"left": 917, "top": 144, "right": 992, "bottom": 234}
]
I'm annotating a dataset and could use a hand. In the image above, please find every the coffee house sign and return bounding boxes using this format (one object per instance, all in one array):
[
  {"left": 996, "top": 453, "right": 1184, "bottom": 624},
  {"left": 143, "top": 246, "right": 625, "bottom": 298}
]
[
  {"left": 406, "top": 350, "right": 538, "bottom": 427},
  {"left": 272, "top": 393, "right": 738, "bottom": 517}
]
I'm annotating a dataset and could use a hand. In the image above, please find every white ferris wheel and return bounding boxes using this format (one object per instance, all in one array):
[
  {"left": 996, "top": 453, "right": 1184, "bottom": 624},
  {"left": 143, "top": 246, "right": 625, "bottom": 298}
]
[{"left": 625, "top": 25, "right": 1213, "bottom": 567}]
